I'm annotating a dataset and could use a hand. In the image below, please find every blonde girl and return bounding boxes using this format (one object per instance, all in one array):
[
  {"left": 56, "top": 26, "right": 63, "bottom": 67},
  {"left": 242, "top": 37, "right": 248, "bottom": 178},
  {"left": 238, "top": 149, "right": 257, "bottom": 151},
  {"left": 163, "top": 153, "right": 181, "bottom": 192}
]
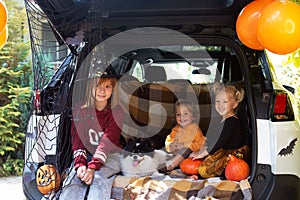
[{"left": 190, "top": 83, "right": 245, "bottom": 159}]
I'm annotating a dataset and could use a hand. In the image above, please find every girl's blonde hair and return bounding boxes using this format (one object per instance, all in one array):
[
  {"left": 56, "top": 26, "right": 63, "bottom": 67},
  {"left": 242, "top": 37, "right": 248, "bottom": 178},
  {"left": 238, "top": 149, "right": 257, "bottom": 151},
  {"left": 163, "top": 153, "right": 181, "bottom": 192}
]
[
  {"left": 212, "top": 82, "right": 244, "bottom": 103},
  {"left": 175, "top": 99, "right": 200, "bottom": 121},
  {"left": 83, "top": 77, "right": 117, "bottom": 108}
]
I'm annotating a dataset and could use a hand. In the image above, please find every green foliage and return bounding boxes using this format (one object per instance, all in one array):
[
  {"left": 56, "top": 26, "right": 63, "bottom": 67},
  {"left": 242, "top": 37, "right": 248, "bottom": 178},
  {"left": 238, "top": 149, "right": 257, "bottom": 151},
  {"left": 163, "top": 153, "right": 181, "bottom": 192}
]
[
  {"left": 282, "top": 49, "right": 300, "bottom": 68},
  {"left": 0, "top": 0, "right": 32, "bottom": 176},
  {"left": 0, "top": 157, "right": 24, "bottom": 176},
  {"left": 290, "top": 0, "right": 300, "bottom": 4},
  {"left": 268, "top": 48, "right": 300, "bottom": 120},
  {"left": 281, "top": 50, "right": 300, "bottom": 118}
]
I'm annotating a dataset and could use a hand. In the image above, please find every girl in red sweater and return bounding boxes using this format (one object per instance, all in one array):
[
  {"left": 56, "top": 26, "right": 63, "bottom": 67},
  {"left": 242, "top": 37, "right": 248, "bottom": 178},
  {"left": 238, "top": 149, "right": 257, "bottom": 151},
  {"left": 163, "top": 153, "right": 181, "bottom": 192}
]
[{"left": 59, "top": 76, "right": 123, "bottom": 199}]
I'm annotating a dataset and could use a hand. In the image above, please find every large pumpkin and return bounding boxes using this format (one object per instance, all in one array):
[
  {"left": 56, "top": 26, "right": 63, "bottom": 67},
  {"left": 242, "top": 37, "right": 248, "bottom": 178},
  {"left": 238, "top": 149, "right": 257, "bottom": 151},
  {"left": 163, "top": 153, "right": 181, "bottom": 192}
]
[
  {"left": 225, "top": 155, "right": 250, "bottom": 181},
  {"left": 180, "top": 158, "right": 202, "bottom": 175},
  {"left": 36, "top": 164, "right": 61, "bottom": 195}
]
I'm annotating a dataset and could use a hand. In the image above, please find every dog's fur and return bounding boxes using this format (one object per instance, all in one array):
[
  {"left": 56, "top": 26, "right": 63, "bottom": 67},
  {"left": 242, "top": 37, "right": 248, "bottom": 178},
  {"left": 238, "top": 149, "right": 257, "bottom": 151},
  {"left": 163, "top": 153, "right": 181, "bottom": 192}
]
[{"left": 120, "top": 138, "right": 167, "bottom": 177}]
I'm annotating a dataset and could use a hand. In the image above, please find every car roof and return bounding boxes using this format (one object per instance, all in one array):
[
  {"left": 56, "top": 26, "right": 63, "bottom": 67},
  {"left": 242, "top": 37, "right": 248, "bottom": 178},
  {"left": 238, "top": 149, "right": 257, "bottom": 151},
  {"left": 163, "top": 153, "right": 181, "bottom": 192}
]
[{"left": 34, "top": 0, "right": 253, "bottom": 42}]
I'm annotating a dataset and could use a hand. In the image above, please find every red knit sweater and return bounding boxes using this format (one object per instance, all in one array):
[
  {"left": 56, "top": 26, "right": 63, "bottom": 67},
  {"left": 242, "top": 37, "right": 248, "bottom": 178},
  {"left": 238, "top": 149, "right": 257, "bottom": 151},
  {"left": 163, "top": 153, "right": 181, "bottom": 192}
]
[{"left": 71, "top": 105, "right": 123, "bottom": 170}]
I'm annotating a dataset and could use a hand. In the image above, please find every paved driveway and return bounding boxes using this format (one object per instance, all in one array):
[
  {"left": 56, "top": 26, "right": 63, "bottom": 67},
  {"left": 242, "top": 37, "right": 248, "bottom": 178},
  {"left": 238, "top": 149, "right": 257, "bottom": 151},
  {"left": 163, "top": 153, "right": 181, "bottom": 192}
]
[{"left": 0, "top": 176, "right": 26, "bottom": 199}]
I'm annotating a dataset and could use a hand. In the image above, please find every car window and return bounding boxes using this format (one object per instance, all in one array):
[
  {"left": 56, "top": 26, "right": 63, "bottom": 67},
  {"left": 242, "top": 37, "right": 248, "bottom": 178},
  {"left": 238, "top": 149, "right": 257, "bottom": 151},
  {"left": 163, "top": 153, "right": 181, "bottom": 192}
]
[
  {"left": 131, "top": 62, "right": 144, "bottom": 82},
  {"left": 154, "top": 61, "right": 218, "bottom": 84},
  {"left": 117, "top": 44, "right": 244, "bottom": 84}
]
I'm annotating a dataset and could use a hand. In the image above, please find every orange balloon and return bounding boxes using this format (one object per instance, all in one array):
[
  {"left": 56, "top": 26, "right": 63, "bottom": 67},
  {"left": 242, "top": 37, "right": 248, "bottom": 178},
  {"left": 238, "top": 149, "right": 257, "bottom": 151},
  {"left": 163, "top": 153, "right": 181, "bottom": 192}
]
[
  {"left": 236, "top": 0, "right": 273, "bottom": 50},
  {"left": 0, "top": 25, "right": 7, "bottom": 50},
  {"left": 0, "top": 0, "right": 7, "bottom": 34},
  {"left": 257, "top": 1, "right": 300, "bottom": 55}
]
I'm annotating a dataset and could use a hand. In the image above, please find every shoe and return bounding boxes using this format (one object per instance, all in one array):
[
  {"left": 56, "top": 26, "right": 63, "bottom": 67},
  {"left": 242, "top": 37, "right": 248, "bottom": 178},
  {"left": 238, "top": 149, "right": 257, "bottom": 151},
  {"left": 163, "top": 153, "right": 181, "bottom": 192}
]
[
  {"left": 158, "top": 163, "right": 169, "bottom": 173},
  {"left": 158, "top": 161, "right": 174, "bottom": 174}
]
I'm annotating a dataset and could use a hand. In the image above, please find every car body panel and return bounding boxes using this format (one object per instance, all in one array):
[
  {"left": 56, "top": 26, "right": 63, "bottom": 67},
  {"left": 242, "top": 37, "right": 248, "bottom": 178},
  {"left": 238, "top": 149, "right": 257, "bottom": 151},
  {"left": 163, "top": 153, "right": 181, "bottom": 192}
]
[
  {"left": 274, "top": 121, "right": 300, "bottom": 177},
  {"left": 256, "top": 119, "right": 300, "bottom": 177},
  {"left": 256, "top": 119, "right": 275, "bottom": 168}
]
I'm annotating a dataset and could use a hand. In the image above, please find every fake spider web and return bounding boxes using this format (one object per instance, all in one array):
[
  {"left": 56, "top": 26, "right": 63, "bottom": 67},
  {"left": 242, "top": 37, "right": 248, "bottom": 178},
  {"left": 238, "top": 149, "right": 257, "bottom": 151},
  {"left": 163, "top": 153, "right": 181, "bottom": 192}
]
[
  {"left": 24, "top": 0, "right": 70, "bottom": 173},
  {"left": 22, "top": 0, "right": 106, "bottom": 198},
  {"left": 23, "top": 0, "right": 123, "bottom": 195}
]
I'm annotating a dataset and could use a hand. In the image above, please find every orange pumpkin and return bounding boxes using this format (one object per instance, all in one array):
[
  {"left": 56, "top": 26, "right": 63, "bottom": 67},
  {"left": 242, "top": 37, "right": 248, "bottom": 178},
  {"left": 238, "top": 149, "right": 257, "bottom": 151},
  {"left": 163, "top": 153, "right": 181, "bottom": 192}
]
[
  {"left": 225, "top": 155, "right": 250, "bottom": 181},
  {"left": 36, "top": 164, "right": 61, "bottom": 195},
  {"left": 180, "top": 158, "right": 202, "bottom": 175}
]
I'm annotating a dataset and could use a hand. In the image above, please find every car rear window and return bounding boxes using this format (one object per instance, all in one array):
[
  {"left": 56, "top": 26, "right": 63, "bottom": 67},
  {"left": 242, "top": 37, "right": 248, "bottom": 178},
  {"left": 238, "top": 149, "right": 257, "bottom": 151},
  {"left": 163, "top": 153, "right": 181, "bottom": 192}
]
[{"left": 125, "top": 45, "right": 243, "bottom": 84}]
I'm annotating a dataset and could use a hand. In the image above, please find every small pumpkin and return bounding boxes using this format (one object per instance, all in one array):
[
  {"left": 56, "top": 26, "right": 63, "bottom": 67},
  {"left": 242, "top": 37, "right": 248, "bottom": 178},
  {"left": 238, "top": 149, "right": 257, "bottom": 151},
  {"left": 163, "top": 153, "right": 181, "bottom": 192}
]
[
  {"left": 225, "top": 155, "right": 250, "bottom": 181},
  {"left": 180, "top": 158, "right": 203, "bottom": 175},
  {"left": 36, "top": 164, "right": 61, "bottom": 195}
]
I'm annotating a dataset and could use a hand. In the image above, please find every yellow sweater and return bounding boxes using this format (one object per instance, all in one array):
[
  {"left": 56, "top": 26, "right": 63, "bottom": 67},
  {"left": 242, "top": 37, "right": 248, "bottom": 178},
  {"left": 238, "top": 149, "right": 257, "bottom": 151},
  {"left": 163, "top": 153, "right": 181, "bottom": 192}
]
[{"left": 165, "top": 123, "right": 206, "bottom": 152}]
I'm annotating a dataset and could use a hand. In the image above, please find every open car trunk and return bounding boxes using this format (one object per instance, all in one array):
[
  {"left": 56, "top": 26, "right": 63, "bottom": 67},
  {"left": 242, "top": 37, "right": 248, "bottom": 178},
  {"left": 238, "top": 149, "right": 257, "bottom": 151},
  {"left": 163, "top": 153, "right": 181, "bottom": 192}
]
[{"left": 22, "top": 0, "right": 261, "bottom": 199}]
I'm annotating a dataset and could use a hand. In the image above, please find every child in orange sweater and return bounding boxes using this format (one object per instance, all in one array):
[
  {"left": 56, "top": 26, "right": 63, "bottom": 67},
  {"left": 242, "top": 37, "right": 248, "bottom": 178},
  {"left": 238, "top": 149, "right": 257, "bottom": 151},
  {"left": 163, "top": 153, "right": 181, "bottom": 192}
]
[{"left": 159, "top": 99, "right": 206, "bottom": 173}]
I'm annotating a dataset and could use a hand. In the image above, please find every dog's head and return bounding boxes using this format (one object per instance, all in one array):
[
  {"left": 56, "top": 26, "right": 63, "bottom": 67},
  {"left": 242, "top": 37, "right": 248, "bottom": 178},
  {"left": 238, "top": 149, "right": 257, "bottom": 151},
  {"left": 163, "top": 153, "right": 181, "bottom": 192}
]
[{"left": 122, "top": 138, "right": 155, "bottom": 166}]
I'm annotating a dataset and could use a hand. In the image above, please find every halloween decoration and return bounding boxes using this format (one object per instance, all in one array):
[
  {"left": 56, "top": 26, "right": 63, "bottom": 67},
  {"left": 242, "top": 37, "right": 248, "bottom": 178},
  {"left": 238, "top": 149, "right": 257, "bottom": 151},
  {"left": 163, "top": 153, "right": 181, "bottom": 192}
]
[
  {"left": 236, "top": 0, "right": 272, "bottom": 50},
  {"left": 198, "top": 148, "right": 231, "bottom": 178},
  {"left": 0, "top": 25, "right": 7, "bottom": 50},
  {"left": 180, "top": 158, "right": 202, "bottom": 175},
  {"left": 257, "top": 0, "right": 300, "bottom": 55},
  {"left": 225, "top": 155, "right": 250, "bottom": 181},
  {"left": 36, "top": 164, "right": 61, "bottom": 195},
  {"left": 198, "top": 145, "right": 250, "bottom": 178},
  {"left": 0, "top": 0, "right": 7, "bottom": 34}
]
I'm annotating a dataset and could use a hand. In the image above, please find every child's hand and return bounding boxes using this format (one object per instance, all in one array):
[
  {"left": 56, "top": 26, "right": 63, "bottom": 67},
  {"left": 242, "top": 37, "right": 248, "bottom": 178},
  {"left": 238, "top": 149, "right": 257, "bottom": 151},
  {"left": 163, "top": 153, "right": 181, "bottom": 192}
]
[
  {"left": 189, "top": 148, "right": 209, "bottom": 160},
  {"left": 170, "top": 142, "right": 184, "bottom": 152},
  {"left": 189, "top": 151, "right": 199, "bottom": 159},
  {"left": 81, "top": 168, "right": 95, "bottom": 185},
  {"left": 169, "top": 142, "right": 177, "bottom": 152},
  {"left": 76, "top": 166, "right": 87, "bottom": 179}
]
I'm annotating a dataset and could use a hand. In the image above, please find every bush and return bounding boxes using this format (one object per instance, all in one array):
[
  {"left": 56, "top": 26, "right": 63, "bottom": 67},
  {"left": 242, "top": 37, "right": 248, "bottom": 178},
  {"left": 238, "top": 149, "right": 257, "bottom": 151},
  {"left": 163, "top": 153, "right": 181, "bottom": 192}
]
[
  {"left": 0, "top": 0, "right": 32, "bottom": 177},
  {"left": 0, "top": 157, "right": 24, "bottom": 176}
]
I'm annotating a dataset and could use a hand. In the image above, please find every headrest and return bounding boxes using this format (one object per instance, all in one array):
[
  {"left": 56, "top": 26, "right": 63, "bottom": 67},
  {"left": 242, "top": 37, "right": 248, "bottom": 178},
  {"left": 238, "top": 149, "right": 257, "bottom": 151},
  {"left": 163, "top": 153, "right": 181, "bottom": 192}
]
[{"left": 144, "top": 66, "right": 167, "bottom": 82}]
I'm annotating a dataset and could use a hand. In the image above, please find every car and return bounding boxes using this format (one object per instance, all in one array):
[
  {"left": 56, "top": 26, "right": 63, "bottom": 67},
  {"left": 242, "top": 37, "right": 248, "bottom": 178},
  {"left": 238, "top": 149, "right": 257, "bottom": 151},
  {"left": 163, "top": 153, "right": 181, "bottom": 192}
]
[{"left": 22, "top": 0, "right": 300, "bottom": 199}]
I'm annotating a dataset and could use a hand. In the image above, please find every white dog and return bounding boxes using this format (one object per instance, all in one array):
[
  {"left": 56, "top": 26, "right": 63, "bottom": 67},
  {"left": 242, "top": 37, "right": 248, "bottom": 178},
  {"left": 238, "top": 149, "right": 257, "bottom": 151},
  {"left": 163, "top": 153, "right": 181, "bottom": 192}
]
[{"left": 120, "top": 138, "right": 168, "bottom": 177}]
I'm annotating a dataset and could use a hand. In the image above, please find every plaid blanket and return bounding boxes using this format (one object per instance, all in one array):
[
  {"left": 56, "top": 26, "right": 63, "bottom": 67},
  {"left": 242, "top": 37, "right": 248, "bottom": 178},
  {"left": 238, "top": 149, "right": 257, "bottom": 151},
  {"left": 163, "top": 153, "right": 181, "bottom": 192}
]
[
  {"left": 117, "top": 81, "right": 213, "bottom": 148},
  {"left": 111, "top": 172, "right": 252, "bottom": 200}
]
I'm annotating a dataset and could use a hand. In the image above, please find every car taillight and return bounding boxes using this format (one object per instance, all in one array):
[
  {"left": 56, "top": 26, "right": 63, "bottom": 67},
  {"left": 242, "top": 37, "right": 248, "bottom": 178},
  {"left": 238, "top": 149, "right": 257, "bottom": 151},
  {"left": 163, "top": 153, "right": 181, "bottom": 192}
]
[
  {"left": 272, "top": 90, "right": 295, "bottom": 121},
  {"left": 34, "top": 90, "right": 41, "bottom": 112},
  {"left": 274, "top": 93, "right": 286, "bottom": 114}
]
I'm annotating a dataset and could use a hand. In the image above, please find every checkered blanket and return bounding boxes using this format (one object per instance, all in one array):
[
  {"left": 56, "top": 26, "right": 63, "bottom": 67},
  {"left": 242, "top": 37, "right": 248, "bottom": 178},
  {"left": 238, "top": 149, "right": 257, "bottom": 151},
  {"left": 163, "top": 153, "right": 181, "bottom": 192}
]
[
  {"left": 117, "top": 81, "right": 212, "bottom": 140},
  {"left": 111, "top": 172, "right": 252, "bottom": 200}
]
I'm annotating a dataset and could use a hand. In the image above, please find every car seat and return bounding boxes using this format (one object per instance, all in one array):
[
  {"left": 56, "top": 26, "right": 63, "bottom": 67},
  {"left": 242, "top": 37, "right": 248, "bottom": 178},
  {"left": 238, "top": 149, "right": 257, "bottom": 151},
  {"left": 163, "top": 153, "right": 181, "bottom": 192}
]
[{"left": 144, "top": 66, "right": 167, "bottom": 83}]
